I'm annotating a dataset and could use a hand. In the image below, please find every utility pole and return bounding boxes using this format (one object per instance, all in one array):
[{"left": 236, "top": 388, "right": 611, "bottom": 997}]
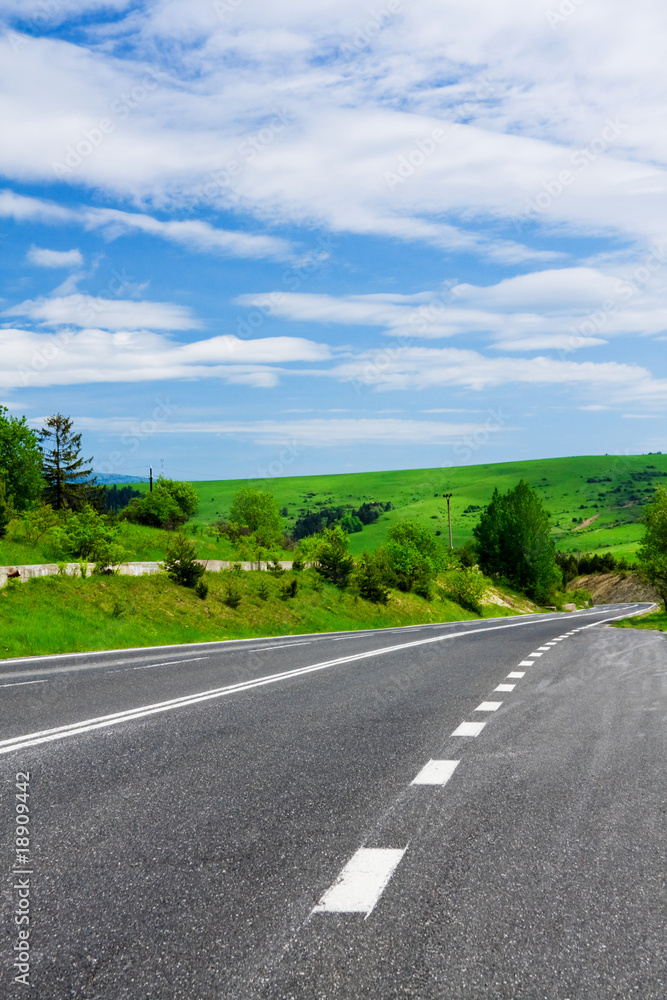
[
  {"left": 443, "top": 493, "right": 453, "bottom": 548},
  {"left": 149, "top": 467, "right": 153, "bottom": 492}
]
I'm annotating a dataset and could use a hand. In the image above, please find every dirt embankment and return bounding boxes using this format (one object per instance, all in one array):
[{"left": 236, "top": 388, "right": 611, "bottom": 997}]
[{"left": 567, "top": 572, "right": 660, "bottom": 605}]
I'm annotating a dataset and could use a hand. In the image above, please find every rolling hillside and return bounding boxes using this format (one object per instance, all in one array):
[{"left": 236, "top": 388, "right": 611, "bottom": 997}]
[{"left": 159, "top": 453, "right": 667, "bottom": 558}]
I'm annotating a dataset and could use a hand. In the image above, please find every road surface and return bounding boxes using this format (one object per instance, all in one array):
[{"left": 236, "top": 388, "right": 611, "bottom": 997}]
[{"left": 1, "top": 604, "right": 664, "bottom": 998}]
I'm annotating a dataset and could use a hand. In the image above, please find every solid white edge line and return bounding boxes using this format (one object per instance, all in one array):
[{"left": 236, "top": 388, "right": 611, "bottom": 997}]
[{"left": 1, "top": 606, "right": 652, "bottom": 754}]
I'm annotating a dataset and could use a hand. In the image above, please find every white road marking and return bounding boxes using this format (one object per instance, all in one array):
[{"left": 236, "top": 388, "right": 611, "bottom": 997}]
[
  {"left": 537, "top": 646, "right": 551, "bottom": 651},
  {"left": 0, "top": 680, "right": 47, "bottom": 688},
  {"left": 543, "top": 642, "right": 558, "bottom": 646},
  {"left": 451, "top": 721, "right": 486, "bottom": 737},
  {"left": 411, "top": 759, "right": 460, "bottom": 786},
  {"left": 132, "top": 657, "right": 208, "bottom": 670},
  {"left": 255, "top": 641, "right": 312, "bottom": 651},
  {"left": 507, "top": 671, "right": 525, "bottom": 678},
  {"left": 528, "top": 652, "right": 543, "bottom": 657},
  {"left": 475, "top": 701, "right": 502, "bottom": 711},
  {"left": 313, "top": 848, "right": 406, "bottom": 916},
  {"left": 519, "top": 660, "right": 534, "bottom": 666},
  {"left": 495, "top": 683, "right": 515, "bottom": 692}
]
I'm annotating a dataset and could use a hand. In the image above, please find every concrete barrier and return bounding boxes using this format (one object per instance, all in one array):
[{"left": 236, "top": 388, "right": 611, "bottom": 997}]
[{"left": 0, "top": 560, "right": 296, "bottom": 586}]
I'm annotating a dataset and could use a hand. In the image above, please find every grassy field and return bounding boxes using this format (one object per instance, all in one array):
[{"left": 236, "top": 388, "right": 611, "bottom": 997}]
[
  {"left": 0, "top": 568, "right": 523, "bottom": 660},
  {"left": 147, "top": 453, "right": 665, "bottom": 559}
]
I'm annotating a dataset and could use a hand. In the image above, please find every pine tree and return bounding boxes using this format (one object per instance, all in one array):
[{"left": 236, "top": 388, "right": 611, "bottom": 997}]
[{"left": 39, "top": 414, "right": 105, "bottom": 512}]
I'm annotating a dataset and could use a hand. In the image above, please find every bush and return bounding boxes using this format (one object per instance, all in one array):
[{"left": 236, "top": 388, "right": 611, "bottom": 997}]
[
  {"left": 353, "top": 551, "right": 390, "bottom": 604},
  {"left": 443, "top": 567, "right": 487, "bottom": 614},
  {"left": 122, "top": 477, "right": 198, "bottom": 529},
  {"left": 52, "top": 504, "right": 126, "bottom": 572},
  {"left": 312, "top": 526, "right": 355, "bottom": 588},
  {"left": 229, "top": 488, "right": 281, "bottom": 546},
  {"left": 257, "top": 579, "right": 270, "bottom": 601},
  {"left": 385, "top": 521, "right": 443, "bottom": 592},
  {"left": 161, "top": 534, "right": 205, "bottom": 588},
  {"left": 280, "top": 577, "right": 298, "bottom": 599},
  {"left": 0, "top": 479, "right": 10, "bottom": 539},
  {"left": 195, "top": 579, "right": 208, "bottom": 600},
  {"left": 223, "top": 580, "right": 242, "bottom": 609}
]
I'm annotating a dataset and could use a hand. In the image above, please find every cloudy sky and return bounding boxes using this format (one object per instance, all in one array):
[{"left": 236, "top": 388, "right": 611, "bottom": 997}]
[{"left": 1, "top": 0, "right": 665, "bottom": 481}]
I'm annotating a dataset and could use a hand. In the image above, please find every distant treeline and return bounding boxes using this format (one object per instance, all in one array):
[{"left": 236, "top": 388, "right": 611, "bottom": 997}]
[
  {"left": 291, "top": 501, "right": 392, "bottom": 540},
  {"left": 105, "top": 485, "right": 143, "bottom": 514},
  {"left": 556, "top": 550, "right": 636, "bottom": 583}
]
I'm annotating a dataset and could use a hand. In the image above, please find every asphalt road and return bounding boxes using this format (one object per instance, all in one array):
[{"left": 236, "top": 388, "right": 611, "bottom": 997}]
[{"left": 1, "top": 604, "right": 664, "bottom": 999}]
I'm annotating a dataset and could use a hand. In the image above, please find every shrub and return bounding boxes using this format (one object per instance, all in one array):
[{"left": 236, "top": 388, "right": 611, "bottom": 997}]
[
  {"left": 354, "top": 551, "right": 390, "bottom": 604},
  {"left": 52, "top": 504, "right": 126, "bottom": 572},
  {"left": 385, "top": 521, "right": 443, "bottom": 592},
  {"left": 280, "top": 577, "right": 298, "bottom": 599},
  {"left": 312, "top": 526, "right": 355, "bottom": 588},
  {"left": 195, "top": 579, "right": 208, "bottom": 600},
  {"left": 443, "top": 567, "right": 487, "bottom": 614},
  {"left": 122, "top": 477, "right": 198, "bottom": 529},
  {"left": 257, "top": 579, "right": 270, "bottom": 600},
  {"left": 223, "top": 580, "right": 242, "bottom": 609},
  {"left": 161, "top": 534, "right": 205, "bottom": 588},
  {"left": 229, "top": 488, "right": 281, "bottom": 545}
]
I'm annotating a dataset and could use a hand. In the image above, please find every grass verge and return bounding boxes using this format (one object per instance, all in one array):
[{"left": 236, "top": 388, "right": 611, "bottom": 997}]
[
  {"left": 0, "top": 569, "right": 523, "bottom": 660},
  {"left": 611, "top": 608, "right": 667, "bottom": 632}
]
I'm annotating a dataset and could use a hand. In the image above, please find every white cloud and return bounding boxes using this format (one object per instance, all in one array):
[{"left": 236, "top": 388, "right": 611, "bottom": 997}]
[
  {"left": 26, "top": 246, "right": 83, "bottom": 268},
  {"left": 4, "top": 294, "right": 201, "bottom": 331},
  {"left": 0, "top": 327, "right": 331, "bottom": 388}
]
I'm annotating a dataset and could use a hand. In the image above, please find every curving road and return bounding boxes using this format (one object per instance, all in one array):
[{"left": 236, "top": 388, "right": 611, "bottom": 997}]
[{"left": 1, "top": 604, "right": 665, "bottom": 999}]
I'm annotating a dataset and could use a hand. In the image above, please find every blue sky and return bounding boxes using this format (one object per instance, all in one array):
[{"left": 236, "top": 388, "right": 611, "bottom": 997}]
[{"left": 1, "top": 0, "right": 665, "bottom": 482}]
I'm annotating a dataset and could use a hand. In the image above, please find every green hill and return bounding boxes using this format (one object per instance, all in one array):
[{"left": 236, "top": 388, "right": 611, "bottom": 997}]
[{"left": 163, "top": 453, "right": 666, "bottom": 559}]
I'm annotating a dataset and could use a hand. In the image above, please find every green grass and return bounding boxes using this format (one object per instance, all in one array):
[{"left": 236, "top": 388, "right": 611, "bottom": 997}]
[
  {"left": 172, "top": 453, "right": 665, "bottom": 558},
  {"left": 0, "top": 569, "right": 517, "bottom": 660},
  {"left": 611, "top": 609, "right": 667, "bottom": 632}
]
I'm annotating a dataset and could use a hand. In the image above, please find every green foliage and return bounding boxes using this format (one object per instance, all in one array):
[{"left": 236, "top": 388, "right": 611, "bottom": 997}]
[
  {"left": 20, "top": 502, "right": 59, "bottom": 543},
  {"left": 0, "top": 480, "right": 10, "bottom": 539},
  {"left": 268, "top": 557, "right": 286, "bottom": 576},
  {"left": 0, "top": 406, "right": 45, "bottom": 512},
  {"left": 195, "top": 579, "right": 209, "bottom": 600},
  {"left": 312, "top": 525, "right": 355, "bottom": 588},
  {"left": 39, "top": 414, "right": 105, "bottom": 512},
  {"left": 385, "top": 520, "right": 443, "bottom": 592},
  {"left": 257, "top": 578, "right": 270, "bottom": 600},
  {"left": 473, "top": 480, "right": 561, "bottom": 602},
  {"left": 354, "top": 550, "right": 390, "bottom": 604},
  {"left": 223, "top": 580, "right": 242, "bottom": 608},
  {"left": 443, "top": 567, "right": 487, "bottom": 614},
  {"left": 280, "top": 577, "right": 299, "bottom": 599},
  {"left": 637, "top": 484, "right": 667, "bottom": 605},
  {"left": 229, "top": 488, "right": 281, "bottom": 545},
  {"left": 52, "top": 504, "right": 126, "bottom": 571},
  {"left": 122, "top": 477, "right": 198, "bottom": 529},
  {"left": 161, "top": 534, "right": 205, "bottom": 588}
]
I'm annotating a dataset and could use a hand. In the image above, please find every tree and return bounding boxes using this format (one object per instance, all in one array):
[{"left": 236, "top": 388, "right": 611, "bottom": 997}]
[
  {"left": 0, "top": 406, "right": 44, "bottom": 511},
  {"left": 229, "top": 487, "right": 281, "bottom": 545},
  {"left": 312, "top": 525, "right": 355, "bottom": 587},
  {"left": 637, "top": 484, "right": 667, "bottom": 605},
  {"left": 122, "top": 477, "right": 199, "bottom": 529},
  {"left": 52, "top": 504, "right": 126, "bottom": 571},
  {"left": 162, "top": 534, "right": 205, "bottom": 588},
  {"left": 39, "top": 414, "right": 104, "bottom": 512},
  {"left": 385, "top": 521, "right": 443, "bottom": 592},
  {"left": 354, "top": 550, "right": 390, "bottom": 603},
  {"left": 0, "top": 479, "right": 10, "bottom": 538},
  {"left": 473, "top": 479, "right": 560, "bottom": 602}
]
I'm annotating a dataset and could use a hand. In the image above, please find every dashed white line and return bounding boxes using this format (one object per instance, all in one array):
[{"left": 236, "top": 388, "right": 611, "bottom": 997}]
[
  {"left": 313, "top": 847, "right": 407, "bottom": 916},
  {"left": 132, "top": 656, "right": 208, "bottom": 670},
  {"left": 411, "top": 759, "right": 460, "bottom": 786},
  {"left": 528, "top": 652, "right": 543, "bottom": 657},
  {"left": 495, "top": 683, "right": 515, "bottom": 692},
  {"left": 475, "top": 701, "right": 502, "bottom": 712},
  {"left": 507, "top": 671, "right": 525, "bottom": 678},
  {"left": 451, "top": 721, "right": 486, "bottom": 737},
  {"left": 536, "top": 646, "right": 551, "bottom": 651},
  {"left": 519, "top": 660, "right": 534, "bottom": 666}
]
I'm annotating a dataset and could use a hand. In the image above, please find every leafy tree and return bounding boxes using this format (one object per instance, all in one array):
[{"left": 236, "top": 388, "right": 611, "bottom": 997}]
[
  {"left": 52, "top": 504, "right": 125, "bottom": 571},
  {"left": 312, "top": 525, "right": 355, "bottom": 587},
  {"left": 0, "top": 479, "right": 10, "bottom": 538},
  {"left": 443, "top": 567, "right": 486, "bottom": 614},
  {"left": 229, "top": 487, "right": 281, "bottom": 545},
  {"left": 162, "top": 534, "right": 205, "bottom": 588},
  {"left": 122, "top": 477, "right": 198, "bottom": 529},
  {"left": 21, "top": 502, "right": 59, "bottom": 543},
  {"left": 0, "top": 406, "right": 44, "bottom": 511},
  {"left": 385, "top": 521, "right": 443, "bottom": 592},
  {"left": 354, "top": 550, "right": 390, "bottom": 604},
  {"left": 473, "top": 479, "right": 560, "bottom": 602},
  {"left": 39, "top": 414, "right": 104, "bottom": 512},
  {"left": 637, "top": 484, "right": 667, "bottom": 605}
]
